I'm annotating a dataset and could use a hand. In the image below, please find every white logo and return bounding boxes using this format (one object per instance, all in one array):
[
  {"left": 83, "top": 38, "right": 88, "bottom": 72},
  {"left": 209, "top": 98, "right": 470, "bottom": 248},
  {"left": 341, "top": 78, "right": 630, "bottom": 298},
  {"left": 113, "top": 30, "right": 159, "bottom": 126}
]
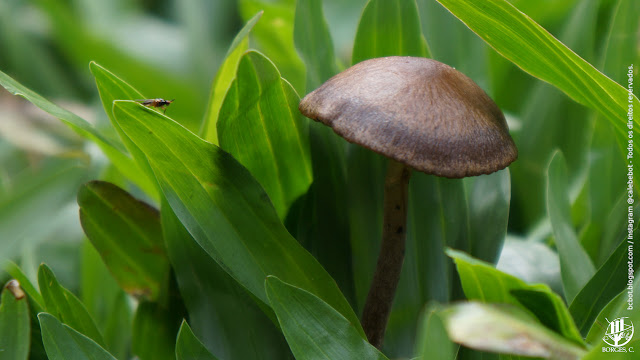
[{"left": 603, "top": 317, "right": 634, "bottom": 347}]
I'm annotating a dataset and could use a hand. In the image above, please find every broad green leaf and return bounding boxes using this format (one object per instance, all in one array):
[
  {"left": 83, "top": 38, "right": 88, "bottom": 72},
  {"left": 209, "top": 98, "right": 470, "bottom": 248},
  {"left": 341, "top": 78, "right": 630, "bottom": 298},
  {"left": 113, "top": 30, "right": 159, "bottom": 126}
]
[
  {"left": 570, "top": 235, "right": 639, "bottom": 337},
  {"left": 547, "top": 151, "right": 595, "bottom": 302},
  {"left": 0, "top": 280, "right": 30, "bottom": 360},
  {"left": 294, "top": 0, "right": 338, "bottom": 90},
  {"left": 80, "top": 242, "right": 131, "bottom": 360},
  {"left": 78, "top": 181, "right": 169, "bottom": 301},
  {"left": 89, "top": 61, "right": 157, "bottom": 197},
  {"left": 239, "top": 0, "right": 305, "bottom": 93},
  {"left": 0, "top": 70, "right": 150, "bottom": 193},
  {"left": 434, "top": 0, "right": 640, "bottom": 151},
  {"left": 132, "top": 301, "right": 183, "bottom": 360},
  {"left": 583, "top": 277, "right": 639, "bottom": 359},
  {"left": 448, "top": 249, "right": 584, "bottom": 346},
  {"left": 352, "top": 0, "right": 429, "bottom": 64},
  {"left": 38, "top": 264, "right": 105, "bottom": 347},
  {"left": 175, "top": 321, "right": 220, "bottom": 360},
  {"left": 38, "top": 312, "right": 116, "bottom": 360},
  {"left": 112, "top": 100, "right": 363, "bottom": 335},
  {"left": 414, "top": 303, "right": 455, "bottom": 360},
  {"left": 202, "top": 11, "right": 263, "bottom": 144},
  {"left": 443, "top": 302, "right": 587, "bottom": 359},
  {"left": 162, "top": 199, "right": 292, "bottom": 360},
  {"left": 217, "top": 50, "right": 312, "bottom": 219},
  {"left": 265, "top": 276, "right": 388, "bottom": 360}
]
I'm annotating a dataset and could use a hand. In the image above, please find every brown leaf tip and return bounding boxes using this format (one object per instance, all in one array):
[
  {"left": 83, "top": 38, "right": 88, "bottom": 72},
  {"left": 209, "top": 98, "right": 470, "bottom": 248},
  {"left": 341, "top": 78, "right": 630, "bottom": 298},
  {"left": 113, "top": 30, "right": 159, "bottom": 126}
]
[
  {"left": 299, "top": 56, "right": 518, "bottom": 178},
  {"left": 4, "top": 280, "right": 25, "bottom": 300}
]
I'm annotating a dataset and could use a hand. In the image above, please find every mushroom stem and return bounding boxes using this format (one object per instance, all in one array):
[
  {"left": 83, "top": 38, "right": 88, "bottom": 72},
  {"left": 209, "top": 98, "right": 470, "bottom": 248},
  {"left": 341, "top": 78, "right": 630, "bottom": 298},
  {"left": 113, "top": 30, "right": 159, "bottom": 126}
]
[{"left": 361, "top": 159, "right": 412, "bottom": 348}]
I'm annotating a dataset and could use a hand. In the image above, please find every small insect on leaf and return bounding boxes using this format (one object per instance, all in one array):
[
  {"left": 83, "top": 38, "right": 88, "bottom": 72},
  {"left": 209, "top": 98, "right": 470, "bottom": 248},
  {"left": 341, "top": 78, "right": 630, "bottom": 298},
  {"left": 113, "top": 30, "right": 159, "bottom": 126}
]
[
  {"left": 4, "top": 280, "right": 25, "bottom": 300},
  {"left": 136, "top": 98, "right": 174, "bottom": 114}
]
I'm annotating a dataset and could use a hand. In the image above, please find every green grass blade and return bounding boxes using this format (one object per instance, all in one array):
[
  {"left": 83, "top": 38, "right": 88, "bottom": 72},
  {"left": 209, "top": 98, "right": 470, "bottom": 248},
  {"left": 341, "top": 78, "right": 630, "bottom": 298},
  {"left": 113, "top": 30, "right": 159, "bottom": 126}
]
[
  {"left": 112, "top": 100, "right": 362, "bottom": 334},
  {"left": 4, "top": 262, "right": 44, "bottom": 311},
  {"left": 175, "top": 321, "right": 220, "bottom": 360},
  {"left": 434, "top": 0, "right": 640, "bottom": 149},
  {"left": 447, "top": 249, "right": 585, "bottom": 346},
  {"left": 265, "top": 276, "right": 388, "bottom": 360},
  {"left": 294, "top": 0, "right": 338, "bottom": 90},
  {"left": 78, "top": 181, "right": 170, "bottom": 301},
  {"left": 0, "top": 70, "right": 149, "bottom": 191},
  {"left": 352, "top": 0, "right": 429, "bottom": 64},
  {"left": 0, "top": 281, "right": 30, "bottom": 360},
  {"left": 38, "top": 313, "right": 117, "bottom": 360},
  {"left": 547, "top": 151, "right": 596, "bottom": 303},
  {"left": 38, "top": 264, "right": 105, "bottom": 348},
  {"left": 217, "top": 50, "right": 312, "bottom": 219},
  {"left": 202, "top": 11, "right": 263, "bottom": 144}
]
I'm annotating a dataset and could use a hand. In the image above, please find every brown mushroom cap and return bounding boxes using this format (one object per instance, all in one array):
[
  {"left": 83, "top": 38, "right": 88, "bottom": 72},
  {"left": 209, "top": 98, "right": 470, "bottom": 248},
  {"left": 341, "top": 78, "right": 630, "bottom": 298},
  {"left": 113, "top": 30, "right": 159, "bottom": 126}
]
[{"left": 299, "top": 56, "right": 517, "bottom": 178}]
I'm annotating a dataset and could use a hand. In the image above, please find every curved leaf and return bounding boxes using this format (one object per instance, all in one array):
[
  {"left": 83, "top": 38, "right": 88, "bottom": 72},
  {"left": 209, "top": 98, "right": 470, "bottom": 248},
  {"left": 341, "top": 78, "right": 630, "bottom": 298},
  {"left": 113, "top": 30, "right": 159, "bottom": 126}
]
[
  {"left": 443, "top": 302, "right": 587, "bottom": 359},
  {"left": 111, "top": 100, "right": 362, "bottom": 335},
  {"left": 217, "top": 50, "right": 312, "bottom": 219},
  {"left": 38, "top": 264, "right": 105, "bottom": 347},
  {"left": 265, "top": 276, "right": 388, "bottom": 360},
  {"left": 434, "top": 0, "right": 640, "bottom": 149},
  {"left": 0, "top": 280, "right": 30, "bottom": 360},
  {"left": 38, "top": 313, "right": 116, "bottom": 360},
  {"left": 203, "top": 11, "right": 263, "bottom": 143},
  {"left": 78, "top": 181, "right": 169, "bottom": 301},
  {"left": 447, "top": 249, "right": 584, "bottom": 346},
  {"left": 414, "top": 303, "right": 455, "bottom": 360}
]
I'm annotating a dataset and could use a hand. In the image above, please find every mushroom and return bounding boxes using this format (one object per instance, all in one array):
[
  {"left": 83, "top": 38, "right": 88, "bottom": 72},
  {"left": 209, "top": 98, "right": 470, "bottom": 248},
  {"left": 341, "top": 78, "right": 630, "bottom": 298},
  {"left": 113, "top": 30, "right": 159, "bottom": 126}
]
[{"left": 298, "top": 56, "right": 517, "bottom": 348}]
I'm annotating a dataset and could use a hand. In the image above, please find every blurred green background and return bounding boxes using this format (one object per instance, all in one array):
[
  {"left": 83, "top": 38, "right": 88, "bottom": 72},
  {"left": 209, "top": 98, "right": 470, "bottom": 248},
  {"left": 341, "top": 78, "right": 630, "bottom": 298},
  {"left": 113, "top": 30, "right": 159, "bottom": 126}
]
[{"left": 0, "top": 0, "right": 637, "bottom": 357}]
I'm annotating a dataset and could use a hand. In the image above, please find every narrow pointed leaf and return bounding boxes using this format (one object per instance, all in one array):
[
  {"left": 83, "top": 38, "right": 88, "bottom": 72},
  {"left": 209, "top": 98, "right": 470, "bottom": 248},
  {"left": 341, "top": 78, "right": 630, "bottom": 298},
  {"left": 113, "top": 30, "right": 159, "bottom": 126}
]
[
  {"left": 447, "top": 249, "right": 585, "bottom": 346},
  {"left": 203, "top": 11, "right": 263, "bottom": 144},
  {"left": 90, "top": 61, "right": 157, "bottom": 197},
  {"left": 218, "top": 50, "right": 312, "bottom": 219},
  {"left": 38, "top": 313, "right": 116, "bottom": 360},
  {"left": 4, "top": 261, "right": 44, "bottom": 311},
  {"left": 38, "top": 264, "right": 105, "bottom": 347},
  {"left": 112, "top": 100, "right": 362, "bottom": 334},
  {"left": 265, "top": 276, "right": 388, "bottom": 360},
  {"left": 0, "top": 280, "right": 30, "bottom": 360},
  {"left": 352, "top": 0, "right": 429, "bottom": 64},
  {"left": 78, "top": 181, "right": 169, "bottom": 301},
  {"left": 443, "top": 302, "right": 587, "bottom": 359},
  {"left": 175, "top": 321, "right": 220, "bottom": 360},
  {"left": 434, "top": 0, "right": 640, "bottom": 150},
  {"left": 547, "top": 151, "right": 595, "bottom": 302}
]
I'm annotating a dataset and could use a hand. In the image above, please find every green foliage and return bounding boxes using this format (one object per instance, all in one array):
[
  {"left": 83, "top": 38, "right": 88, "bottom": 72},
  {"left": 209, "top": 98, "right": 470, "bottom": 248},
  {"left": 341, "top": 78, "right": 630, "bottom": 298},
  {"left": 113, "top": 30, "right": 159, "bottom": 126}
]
[{"left": 0, "top": 0, "right": 637, "bottom": 359}]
